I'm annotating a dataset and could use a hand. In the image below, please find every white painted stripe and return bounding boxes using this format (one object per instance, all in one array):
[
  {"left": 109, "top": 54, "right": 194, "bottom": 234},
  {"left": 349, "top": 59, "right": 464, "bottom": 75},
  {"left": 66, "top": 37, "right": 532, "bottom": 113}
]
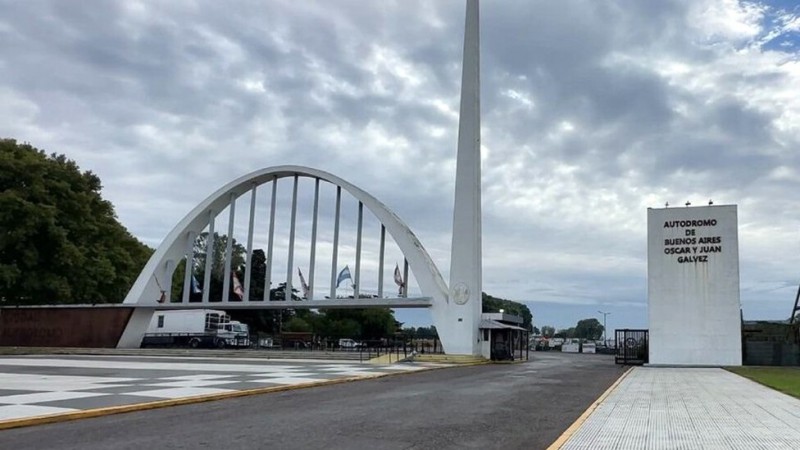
[
  {"left": 0, "top": 373, "right": 138, "bottom": 383},
  {"left": 0, "top": 391, "right": 108, "bottom": 405},
  {"left": 249, "top": 377, "right": 325, "bottom": 385},
  {"left": 158, "top": 374, "right": 240, "bottom": 380},
  {"left": 33, "top": 354, "right": 369, "bottom": 365},
  {"left": 0, "top": 405, "right": 78, "bottom": 420},
  {"left": 144, "top": 380, "right": 242, "bottom": 388},
  {"left": 125, "top": 387, "right": 236, "bottom": 399},
  {"left": 0, "top": 359, "right": 312, "bottom": 373},
  {"left": 246, "top": 372, "right": 315, "bottom": 378}
]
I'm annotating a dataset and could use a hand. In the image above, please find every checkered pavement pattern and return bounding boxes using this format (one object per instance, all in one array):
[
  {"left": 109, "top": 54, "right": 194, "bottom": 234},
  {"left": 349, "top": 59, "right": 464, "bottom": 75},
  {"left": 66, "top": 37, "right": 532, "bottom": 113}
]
[{"left": 0, "top": 358, "right": 425, "bottom": 422}]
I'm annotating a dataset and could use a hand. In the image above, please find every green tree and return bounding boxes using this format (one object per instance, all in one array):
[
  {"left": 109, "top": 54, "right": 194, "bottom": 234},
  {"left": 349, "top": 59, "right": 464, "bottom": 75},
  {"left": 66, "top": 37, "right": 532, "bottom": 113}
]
[
  {"left": 416, "top": 326, "right": 438, "bottom": 339},
  {"left": 314, "top": 308, "right": 397, "bottom": 341},
  {"left": 285, "top": 317, "right": 312, "bottom": 332},
  {"left": 359, "top": 309, "right": 398, "bottom": 339},
  {"left": 246, "top": 249, "right": 267, "bottom": 301},
  {"left": 227, "top": 282, "right": 306, "bottom": 336},
  {"left": 541, "top": 325, "right": 556, "bottom": 337},
  {"left": 216, "top": 247, "right": 299, "bottom": 334},
  {"left": 482, "top": 292, "right": 533, "bottom": 331},
  {"left": 169, "top": 232, "right": 247, "bottom": 303},
  {"left": 317, "top": 316, "right": 361, "bottom": 340},
  {"left": 0, "top": 139, "right": 152, "bottom": 303},
  {"left": 554, "top": 327, "right": 576, "bottom": 339},
  {"left": 169, "top": 258, "right": 205, "bottom": 302},
  {"left": 574, "top": 318, "right": 604, "bottom": 340},
  {"left": 193, "top": 232, "right": 245, "bottom": 279},
  {"left": 192, "top": 232, "right": 245, "bottom": 301}
]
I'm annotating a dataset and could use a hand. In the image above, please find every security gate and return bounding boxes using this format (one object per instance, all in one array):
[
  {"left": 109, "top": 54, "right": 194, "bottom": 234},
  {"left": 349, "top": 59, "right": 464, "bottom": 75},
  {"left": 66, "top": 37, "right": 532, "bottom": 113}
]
[{"left": 615, "top": 329, "right": 649, "bottom": 365}]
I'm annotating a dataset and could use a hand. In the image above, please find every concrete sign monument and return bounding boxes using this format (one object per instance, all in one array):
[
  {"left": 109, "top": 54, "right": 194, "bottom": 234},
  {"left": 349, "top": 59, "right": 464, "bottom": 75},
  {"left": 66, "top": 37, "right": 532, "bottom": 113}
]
[{"left": 647, "top": 204, "right": 742, "bottom": 366}]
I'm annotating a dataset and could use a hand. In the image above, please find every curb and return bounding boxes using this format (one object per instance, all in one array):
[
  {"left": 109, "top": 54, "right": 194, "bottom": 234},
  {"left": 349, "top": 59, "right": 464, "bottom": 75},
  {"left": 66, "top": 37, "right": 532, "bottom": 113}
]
[
  {"left": 367, "top": 354, "right": 411, "bottom": 365},
  {"left": 0, "top": 361, "right": 483, "bottom": 431},
  {"left": 490, "top": 359, "right": 526, "bottom": 365},
  {"left": 545, "top": 366, "right": 634, "bottom": 450}
]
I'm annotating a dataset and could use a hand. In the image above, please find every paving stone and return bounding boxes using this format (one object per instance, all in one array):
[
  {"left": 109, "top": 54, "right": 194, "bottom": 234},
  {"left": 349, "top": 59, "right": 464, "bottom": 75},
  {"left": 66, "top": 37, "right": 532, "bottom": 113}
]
[{"left": 561, "top": 367, "right": 800, "bottom": 450}]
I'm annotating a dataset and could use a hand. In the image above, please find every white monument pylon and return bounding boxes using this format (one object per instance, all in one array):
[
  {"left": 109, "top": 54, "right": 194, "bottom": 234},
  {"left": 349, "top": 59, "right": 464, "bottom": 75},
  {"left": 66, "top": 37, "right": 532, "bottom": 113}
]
[{"left": 431, "top": 0, "right": 483, "bottom": 355}]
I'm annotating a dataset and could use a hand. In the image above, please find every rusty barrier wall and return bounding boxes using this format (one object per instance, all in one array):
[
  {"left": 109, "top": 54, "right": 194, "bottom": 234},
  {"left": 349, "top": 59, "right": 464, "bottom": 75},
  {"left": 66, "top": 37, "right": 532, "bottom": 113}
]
[
  {"left": 742, "top": 320, "right": 800, "bottom": 366},
  {"left": 0, "top": 306, "right": 134, "bottom": 348}
]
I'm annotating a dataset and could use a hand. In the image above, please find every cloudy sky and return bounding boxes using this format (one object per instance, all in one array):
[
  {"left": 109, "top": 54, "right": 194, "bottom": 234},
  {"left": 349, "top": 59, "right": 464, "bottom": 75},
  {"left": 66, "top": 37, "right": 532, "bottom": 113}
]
[{"left": 2, "top": 0, "right": 799, "bottom": 332}]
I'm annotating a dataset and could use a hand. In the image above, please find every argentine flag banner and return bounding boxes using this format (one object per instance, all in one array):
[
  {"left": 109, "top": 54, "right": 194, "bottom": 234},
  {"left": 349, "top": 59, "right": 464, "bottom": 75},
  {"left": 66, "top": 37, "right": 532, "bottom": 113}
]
[{"left": 336, "top": 265, "right": 352, "bottom": 288}]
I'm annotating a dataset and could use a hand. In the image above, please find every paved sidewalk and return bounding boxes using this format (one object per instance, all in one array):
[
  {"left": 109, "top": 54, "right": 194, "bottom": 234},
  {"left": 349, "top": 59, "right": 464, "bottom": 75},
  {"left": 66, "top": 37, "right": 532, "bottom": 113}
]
[{"left": 561, "top": 367, "right": 800, "bottom": 450}]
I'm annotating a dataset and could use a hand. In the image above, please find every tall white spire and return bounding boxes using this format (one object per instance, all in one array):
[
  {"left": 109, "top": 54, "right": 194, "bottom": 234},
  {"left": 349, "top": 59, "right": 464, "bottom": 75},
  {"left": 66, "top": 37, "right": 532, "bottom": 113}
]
[{"left": 444, "top": 0, "right": 482, "bottom": 355}]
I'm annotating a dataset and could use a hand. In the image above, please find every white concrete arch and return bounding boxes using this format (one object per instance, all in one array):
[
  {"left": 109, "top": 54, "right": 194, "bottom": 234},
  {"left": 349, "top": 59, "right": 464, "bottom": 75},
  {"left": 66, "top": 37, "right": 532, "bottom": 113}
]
[
  {"left": 117, "top": 165, "right": 470, "bottom": 351},
  {"left": 122, "top": 165, "right": 448, "bottom": 308},
  {"left": 120, "top": 0, "right": 482, "bottom": 355}
]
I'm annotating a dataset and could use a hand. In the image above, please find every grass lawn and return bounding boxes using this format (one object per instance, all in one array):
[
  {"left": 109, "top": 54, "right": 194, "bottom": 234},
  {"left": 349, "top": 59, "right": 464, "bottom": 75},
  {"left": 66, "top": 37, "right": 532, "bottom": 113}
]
[{"left": 727, "top": 366, "right": 800, "bottom": 399}]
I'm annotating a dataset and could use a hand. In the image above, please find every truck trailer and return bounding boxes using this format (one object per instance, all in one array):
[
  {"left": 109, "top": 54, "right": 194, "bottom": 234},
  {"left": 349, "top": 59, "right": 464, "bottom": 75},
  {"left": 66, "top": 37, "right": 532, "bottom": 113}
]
[{"left": 141, "top": 309, "right": 250, "bottom": 349}]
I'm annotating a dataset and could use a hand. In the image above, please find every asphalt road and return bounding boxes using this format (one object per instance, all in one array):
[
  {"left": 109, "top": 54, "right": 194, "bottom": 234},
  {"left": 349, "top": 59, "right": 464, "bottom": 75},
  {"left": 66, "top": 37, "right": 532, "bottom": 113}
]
[{"left": 0, "top": 352, "right": 625, "bottom": 450}]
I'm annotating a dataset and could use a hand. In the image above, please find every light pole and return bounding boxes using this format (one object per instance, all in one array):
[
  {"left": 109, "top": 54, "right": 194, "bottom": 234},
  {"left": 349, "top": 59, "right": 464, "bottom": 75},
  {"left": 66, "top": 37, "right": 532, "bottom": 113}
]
[{"left": 598, "top": 310, "right": 611, "bottom": 345}]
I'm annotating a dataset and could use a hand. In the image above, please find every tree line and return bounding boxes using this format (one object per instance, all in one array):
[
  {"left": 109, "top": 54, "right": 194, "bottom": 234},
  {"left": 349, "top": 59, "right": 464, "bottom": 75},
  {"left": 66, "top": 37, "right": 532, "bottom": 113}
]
[
  {"left": 482, "top": 292, "right": 534, "bottom": 331},
  {"left": 537, "top": 318, "right": 605, "bottom": 341}
]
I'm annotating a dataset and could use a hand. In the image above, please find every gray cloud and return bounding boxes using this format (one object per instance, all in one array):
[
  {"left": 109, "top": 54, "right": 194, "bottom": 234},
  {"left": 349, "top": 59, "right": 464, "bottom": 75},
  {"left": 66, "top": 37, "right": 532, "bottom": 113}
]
[{"left": 2, "top": 0, "right": 799, "bottom": 329}]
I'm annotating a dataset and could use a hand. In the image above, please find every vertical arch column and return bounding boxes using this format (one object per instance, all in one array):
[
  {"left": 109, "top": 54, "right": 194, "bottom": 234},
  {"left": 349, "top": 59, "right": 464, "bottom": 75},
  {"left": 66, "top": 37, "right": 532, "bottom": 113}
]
[
  {"left": 222, "top": 193, "right": 236, "bottom": 302},
  {"left": 201, "top": 211, "right": 216, "bottom": 303},
  {"left": 308, "top": 178, "right": 320, "bottom": 300},
  {"left": 265, "top": 177, "right": 277, "bottom": 301},
  {"left": 243, "top": 184, "right": 257, "bottom": 302}
]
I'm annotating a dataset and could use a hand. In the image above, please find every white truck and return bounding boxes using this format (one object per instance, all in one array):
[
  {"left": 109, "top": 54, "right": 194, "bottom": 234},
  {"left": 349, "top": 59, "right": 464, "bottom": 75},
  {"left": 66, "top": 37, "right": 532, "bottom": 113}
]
[{"left": 141, "top": 309, "right": 250, "bottom": 349}]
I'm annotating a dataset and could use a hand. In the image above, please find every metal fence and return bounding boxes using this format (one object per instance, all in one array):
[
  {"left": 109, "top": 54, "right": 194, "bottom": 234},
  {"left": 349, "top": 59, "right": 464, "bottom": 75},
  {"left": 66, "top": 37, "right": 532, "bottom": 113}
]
[{"left": 615, "top": 329, "right": 649, "bottom": 365}]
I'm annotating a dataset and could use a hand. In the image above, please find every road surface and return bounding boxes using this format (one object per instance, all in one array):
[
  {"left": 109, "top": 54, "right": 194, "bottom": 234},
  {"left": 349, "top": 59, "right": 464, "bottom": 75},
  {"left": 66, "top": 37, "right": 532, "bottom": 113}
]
[{"left": 0, "top": 352, "right": 624, "bottom": 450}]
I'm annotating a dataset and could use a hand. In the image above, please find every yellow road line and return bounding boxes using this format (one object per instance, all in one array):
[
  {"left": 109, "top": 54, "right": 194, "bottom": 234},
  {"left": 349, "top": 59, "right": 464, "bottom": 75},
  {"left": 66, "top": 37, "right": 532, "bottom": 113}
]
[{"left": 545, "top": 366, "right": 634, "bottom": 450}]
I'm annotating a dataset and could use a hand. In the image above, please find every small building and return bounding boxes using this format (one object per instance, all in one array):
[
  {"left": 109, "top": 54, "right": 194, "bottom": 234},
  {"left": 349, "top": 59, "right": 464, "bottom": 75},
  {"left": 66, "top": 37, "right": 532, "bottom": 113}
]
[{"left": 479, "top": 312, "right": 530, "bottom": 361}]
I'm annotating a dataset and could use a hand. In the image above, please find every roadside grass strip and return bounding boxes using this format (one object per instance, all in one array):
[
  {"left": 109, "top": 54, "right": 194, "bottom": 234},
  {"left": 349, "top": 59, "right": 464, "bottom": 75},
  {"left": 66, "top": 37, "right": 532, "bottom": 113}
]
[{"left": 727, "top": 366, "right": 800, "bottom": 399}]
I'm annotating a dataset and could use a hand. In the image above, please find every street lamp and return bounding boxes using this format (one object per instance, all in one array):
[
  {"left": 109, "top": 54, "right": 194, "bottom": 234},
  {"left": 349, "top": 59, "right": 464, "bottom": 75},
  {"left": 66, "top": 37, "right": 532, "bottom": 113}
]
[{"left": 598, "top": 310, "right": 611, "bottom": 345}]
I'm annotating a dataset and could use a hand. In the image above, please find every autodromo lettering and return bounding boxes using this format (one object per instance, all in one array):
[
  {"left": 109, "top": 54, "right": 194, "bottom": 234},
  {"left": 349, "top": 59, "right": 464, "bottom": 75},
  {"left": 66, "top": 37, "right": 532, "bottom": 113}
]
[
  {"left": 662, "top": 218, "right": 723, "bottom": 264},
  {"left": 663, "top": 219, "right": 717, "bottom": 228}
]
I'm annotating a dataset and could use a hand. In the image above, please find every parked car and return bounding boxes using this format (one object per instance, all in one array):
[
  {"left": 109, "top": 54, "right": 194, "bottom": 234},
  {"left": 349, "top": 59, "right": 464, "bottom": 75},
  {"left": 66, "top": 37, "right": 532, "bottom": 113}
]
[{"left": 338, "top": 338, "right": 365, "bottom": 349}]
